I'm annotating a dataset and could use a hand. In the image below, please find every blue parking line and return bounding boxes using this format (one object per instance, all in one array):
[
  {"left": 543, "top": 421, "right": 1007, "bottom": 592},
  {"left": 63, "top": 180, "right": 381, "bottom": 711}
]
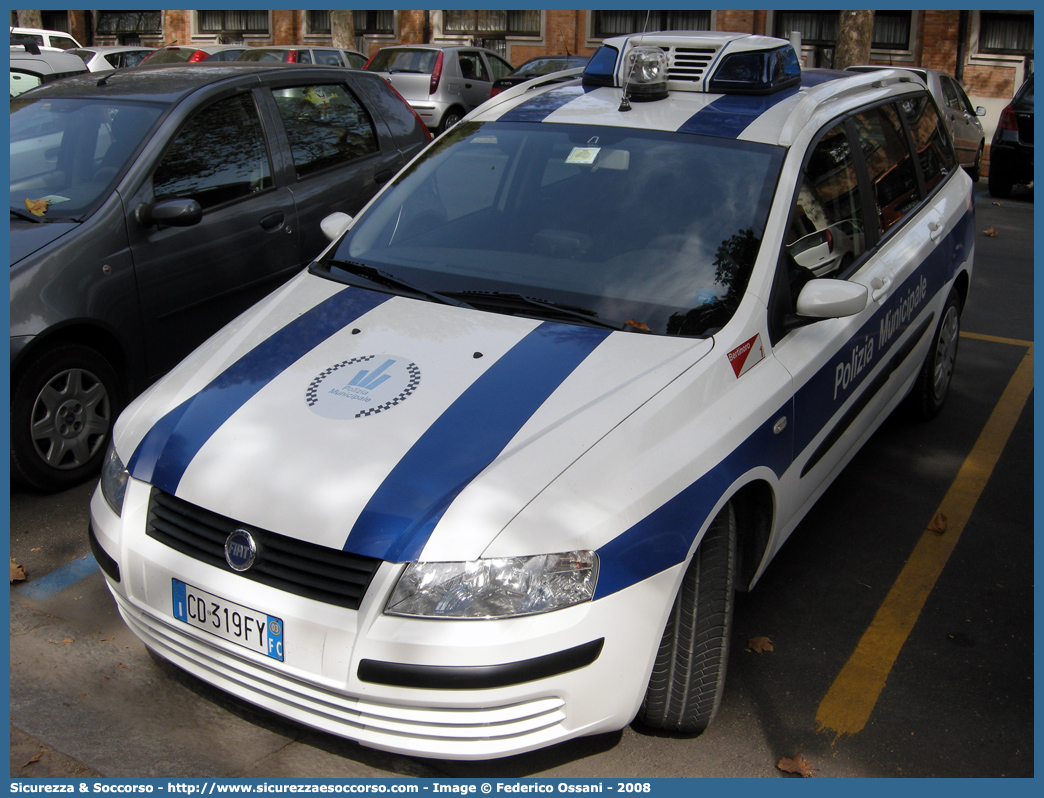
[{"left": 16, "top": 554, "right": 99, "bottom": 600}]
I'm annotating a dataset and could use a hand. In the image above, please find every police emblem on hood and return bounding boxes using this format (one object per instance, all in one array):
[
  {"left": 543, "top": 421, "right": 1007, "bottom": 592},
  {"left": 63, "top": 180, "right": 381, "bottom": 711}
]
[{"left": 306, "top": 355, "right": 421, "bottom": 420}]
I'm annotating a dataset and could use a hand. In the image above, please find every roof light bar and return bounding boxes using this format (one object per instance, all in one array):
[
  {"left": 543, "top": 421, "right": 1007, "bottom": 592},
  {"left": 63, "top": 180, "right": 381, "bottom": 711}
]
[
  {"left": 583, "top": 32, "right": 803, "bottom": 97},
  {"left": 707, "top": 45, "right": 800, "bottom": 95}
]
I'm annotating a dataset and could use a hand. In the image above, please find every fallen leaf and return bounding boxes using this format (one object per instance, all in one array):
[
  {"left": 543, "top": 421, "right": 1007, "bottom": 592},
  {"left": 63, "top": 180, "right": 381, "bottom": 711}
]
[
  {"left": 777, "top": 753, "right": 815, "bottom": 777},
  {"left": 625, "top": 319, "right": 651, "bottom": 332},
  {"left": 983, "top": 227, "right": 998, "bottom": 237},
  {"left": 24, "top": 198, "right": 49, "bottom": 217},
  {"left": 10, "top": 560, "right": 26, "bottom": 583},
  {"left": 99, "top": 636, "right": 115, "bottom": 642},
  {"left": 22, "top": 751, "right": 43, "bottom": 768},
  {"left": 747, "top": 636, "right": 774, "bottom": 654},
  {"left": 927, "top": 511, "right": 948, "bottom": 535}
]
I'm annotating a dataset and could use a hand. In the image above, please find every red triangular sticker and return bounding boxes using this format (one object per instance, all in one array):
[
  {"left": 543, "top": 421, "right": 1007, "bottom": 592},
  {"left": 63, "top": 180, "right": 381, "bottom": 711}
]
[{"left": 728, "top": 333, "right": 765, "bottom": 378}]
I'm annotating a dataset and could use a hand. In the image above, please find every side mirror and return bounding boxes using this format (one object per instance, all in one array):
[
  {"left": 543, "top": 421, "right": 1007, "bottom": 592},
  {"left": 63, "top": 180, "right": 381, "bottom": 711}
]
[
  {"left": 136, "top": 198, "right": 202, "bottom": 228},
  {"left": 796, "top": 279, "right": 868, "bottom": 319},
  {"left": 321, "top": 212, "right": 353, "bottom": 242}
]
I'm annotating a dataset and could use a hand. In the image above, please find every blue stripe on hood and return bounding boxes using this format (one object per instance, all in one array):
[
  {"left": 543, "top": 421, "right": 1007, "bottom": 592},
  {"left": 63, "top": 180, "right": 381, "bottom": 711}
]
[
  {"left": 344, "top": 322, "right": 611, "bottom": 563},
  {"left": 128, "top": 287, "right": 391, "bottom": 493},
  {"left": 498, "top": 84, "right": 593, "bottom": 122}
]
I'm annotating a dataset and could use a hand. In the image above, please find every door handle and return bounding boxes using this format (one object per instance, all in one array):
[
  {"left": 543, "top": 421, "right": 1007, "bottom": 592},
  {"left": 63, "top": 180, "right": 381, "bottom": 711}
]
[
  {"left": 260, "top": 212, "right": 284, "bottom": 231},
  {"left": 871, "top": 276, "right": 892, "bottom": 303},
  {"left": 464, "top": 82, "right": 473, "bottom": 89},
  {"left": 374, "top": 169, "right": 396, "bottom": 185}
]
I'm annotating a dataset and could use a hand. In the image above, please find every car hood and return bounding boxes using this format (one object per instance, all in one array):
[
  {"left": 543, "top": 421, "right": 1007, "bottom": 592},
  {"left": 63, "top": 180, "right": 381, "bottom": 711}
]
[
  {"left": 117, "top": 274, "right": 713, "bottom": 564},
  {"left": 9, "top": 220, "right": 79, "bottom": 265}
]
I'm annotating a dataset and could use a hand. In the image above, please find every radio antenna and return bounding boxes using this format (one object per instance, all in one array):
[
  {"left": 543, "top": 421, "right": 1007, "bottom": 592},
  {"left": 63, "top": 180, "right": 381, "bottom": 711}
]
[{"left": 619, "top": 10, "right": 653, "bottom": 111}]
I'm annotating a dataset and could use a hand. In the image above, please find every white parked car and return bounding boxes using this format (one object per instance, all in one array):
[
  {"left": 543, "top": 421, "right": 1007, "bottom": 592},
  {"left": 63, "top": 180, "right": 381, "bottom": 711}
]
[
  {"left": 91, "top": 31, "right": 974, "bottom": 760},
  {"left": 67, "top": 45, "right": 156, "bottom": 72},
  {"left": 10, "top": 26, "right": 80, "bottom": 51}
]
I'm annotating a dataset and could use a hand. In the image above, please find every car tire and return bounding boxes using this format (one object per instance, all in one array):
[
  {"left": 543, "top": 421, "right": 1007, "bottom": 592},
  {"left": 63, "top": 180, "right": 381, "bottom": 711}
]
[
  {"left": 988, "top": 162, "right": 1013, "bottom": 198},
  {"left": 11, "top": 344, "right": 122, "bottom": 493},
  {"left": 966, "top": 144, "right": 983, "bottom": 182},
  {"left": 910, "top": 287, "right": 961, "bottom": 420},
  {"left": 637, "top": 501, "right": 736, "bottom": 734},
  {"left": 439, "top": 108, "right": 464, "bottom": 134}
]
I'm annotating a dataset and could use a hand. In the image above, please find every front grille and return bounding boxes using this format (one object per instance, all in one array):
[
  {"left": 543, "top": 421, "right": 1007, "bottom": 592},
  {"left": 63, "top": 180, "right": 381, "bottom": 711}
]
[
  {"left": 666, "top": 46, "right": 719, "bottom": 84},
  {"left": 146, "top": 489, "right": 381, "bottom": 610}
]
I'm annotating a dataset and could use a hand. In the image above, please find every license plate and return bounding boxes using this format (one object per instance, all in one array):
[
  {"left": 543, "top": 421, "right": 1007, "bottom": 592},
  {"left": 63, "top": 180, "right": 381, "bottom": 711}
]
[{"left": 172, "top": 579, "right": 284, "bottom": 662}]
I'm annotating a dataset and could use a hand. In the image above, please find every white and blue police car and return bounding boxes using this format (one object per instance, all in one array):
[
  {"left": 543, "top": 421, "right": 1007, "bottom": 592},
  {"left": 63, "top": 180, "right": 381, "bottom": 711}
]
[{"left": 90, "top": 32, "right": 974, "bottom": 760}]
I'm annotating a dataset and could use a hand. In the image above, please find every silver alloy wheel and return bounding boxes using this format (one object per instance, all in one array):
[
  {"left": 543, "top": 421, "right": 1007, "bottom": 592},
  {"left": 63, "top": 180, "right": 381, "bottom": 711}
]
[
  {"left": 932, "top": 303, "right": 960, "bottom": 402},
  {"left": 31, "top": 365, "right": 111, "bottom": 470}
]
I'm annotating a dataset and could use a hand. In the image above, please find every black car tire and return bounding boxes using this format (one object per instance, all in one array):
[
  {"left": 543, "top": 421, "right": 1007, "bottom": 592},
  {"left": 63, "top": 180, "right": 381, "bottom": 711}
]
[
  {"left": 637, "top": 502, "right": 736, "bottom": 734},
  {"left": 987, "top": 161, "right": 1013, "bottom": 198},
  {"left": 910, "top": 288, "right": 961, "bottom": 420},
  {"left": 439, "top": 108, "right": 464, "bottom": 134},
  {"left": 11, "top": 344, "right": 122, "bottom": 492}
]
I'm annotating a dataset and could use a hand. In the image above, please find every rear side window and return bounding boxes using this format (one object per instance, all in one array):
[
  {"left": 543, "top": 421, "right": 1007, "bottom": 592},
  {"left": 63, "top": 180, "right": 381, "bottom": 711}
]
[
  {"left": 852, "top": 103, "right": 920, "bottom": 233},
  {"left": 153, "top": 93, "right": 272, "bottom": 209},
  {"left": 312, "top": 50, "right": 344, "bottom": 66},
  {"left": 901, "top": 95, "right": 957, "bottom": 193},
  {"left": 272, "top": 84, "right": 379, "bottom": 178}
]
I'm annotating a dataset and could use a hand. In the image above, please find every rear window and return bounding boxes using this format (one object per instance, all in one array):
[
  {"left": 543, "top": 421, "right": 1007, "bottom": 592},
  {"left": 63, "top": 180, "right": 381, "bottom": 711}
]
[{"left": 366, "top": 49, "right": 438, "bottom": 74}]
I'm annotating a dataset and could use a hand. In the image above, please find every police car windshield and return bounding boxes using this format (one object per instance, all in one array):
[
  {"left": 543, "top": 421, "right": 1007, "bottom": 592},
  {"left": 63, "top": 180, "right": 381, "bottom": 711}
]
[{"left": 326, "top": 121, "right": 784, "bottom": 336}]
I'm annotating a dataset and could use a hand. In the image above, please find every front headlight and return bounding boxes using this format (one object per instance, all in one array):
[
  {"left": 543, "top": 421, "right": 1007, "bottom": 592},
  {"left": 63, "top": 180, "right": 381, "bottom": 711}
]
[
  {"left": 100, "top": 441, "right": 129, "bottom": 517},
  {"left": 385, "top": 551, "right": 598, "bottom": 619}
]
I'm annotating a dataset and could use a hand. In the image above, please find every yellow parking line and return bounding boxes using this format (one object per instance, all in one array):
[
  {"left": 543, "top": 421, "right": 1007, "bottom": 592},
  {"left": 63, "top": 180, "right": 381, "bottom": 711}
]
[
  {"left": 816, "top": 341, "right": 1034, "bottom": 737},
  {"left": 960, "top": 331, "right": 1034, "bottom": 348}
]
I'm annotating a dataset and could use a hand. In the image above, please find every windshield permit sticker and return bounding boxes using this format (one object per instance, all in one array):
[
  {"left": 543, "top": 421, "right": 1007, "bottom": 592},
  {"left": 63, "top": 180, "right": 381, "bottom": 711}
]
[
  {"left": 306, "top": 355, "right": 421, "bottom": 420},
  {"left": 728, "top": 334, "right": 765, "bottom": 378},
  {"left": 566, "top": 146, "right": 600, "bottom": 165}
]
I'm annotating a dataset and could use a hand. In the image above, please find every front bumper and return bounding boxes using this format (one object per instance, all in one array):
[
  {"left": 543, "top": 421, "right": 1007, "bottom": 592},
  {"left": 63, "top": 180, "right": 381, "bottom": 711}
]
[{"left": 90, "top": 481, "right": 677, "bottom": 760}]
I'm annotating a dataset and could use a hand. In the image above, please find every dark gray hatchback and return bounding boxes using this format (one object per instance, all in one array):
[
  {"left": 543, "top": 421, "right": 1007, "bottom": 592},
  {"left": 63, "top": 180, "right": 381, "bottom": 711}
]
[{"left": 10, "top": 63, "right": 430, "bottom": 491}]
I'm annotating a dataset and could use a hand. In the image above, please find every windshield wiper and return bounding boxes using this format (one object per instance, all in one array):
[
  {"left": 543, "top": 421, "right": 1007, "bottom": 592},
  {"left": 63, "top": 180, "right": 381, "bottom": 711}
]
[
  {"left": 318, "top": 260, "right": 473, "bottom": 308},
  {"left": 10, "top": 205, "right": 43, "bottom": 223},
  {"left": 441, "top": 291, "right": 624, "bottom": 331}
]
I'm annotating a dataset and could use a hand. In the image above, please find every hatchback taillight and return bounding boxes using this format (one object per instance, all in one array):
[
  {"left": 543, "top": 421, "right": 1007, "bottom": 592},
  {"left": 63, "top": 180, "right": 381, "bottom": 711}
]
[
  {"left": 429, "top": 51, "right": 444, "bottom": 95},
  {"left": 489, "top": 86, "right": 502, "bottom": 99},
  {"left": 286, "top": 49, "right": 299, "bottom": 63},
  {"left": 188, "top": 50, "right": 207, "bottom": 63},
  {"left": 998, "top": 104, "right": 1018, "bottom": 131}
]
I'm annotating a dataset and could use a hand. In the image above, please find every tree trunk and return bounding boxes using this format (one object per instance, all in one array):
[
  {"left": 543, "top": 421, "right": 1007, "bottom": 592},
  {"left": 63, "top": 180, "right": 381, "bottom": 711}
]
[
  {"left": 16, "top": 10, "right": 44, "bottom": 28},
  {"left": 330, "top": 10, "right": 356, "bottom": 53},
  {"left": 834, "top": 10, "right": 875, "bottom": 70}
]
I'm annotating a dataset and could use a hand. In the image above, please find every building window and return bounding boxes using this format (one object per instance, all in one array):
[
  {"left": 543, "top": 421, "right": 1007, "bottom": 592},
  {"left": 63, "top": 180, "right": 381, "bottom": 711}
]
[
  {"left": 197, "top": 10, "right": 269, "bottom": 36},
  {"left": 776, "top": 11, "right": 911, "bottom": 50},
  {"left": 979, "top": 12, "right": 1034, "bottom": 56},
  {"left": 871, "top": 11, "right": 911, "bottom": 50},
  {"left": 307, "top": 11, "right": 393, "bottom": 36},
  {"left": 443, "top": 10, "right": 540, "bottom": 37},
  {"left": 355, "top": 10, "right": 394, "bottom": 35},
  {"left": 95, "top": 10, "right": 162, "bottom": 45},
  {"left": 39, "top": 11, "right": 71, "bottom": 33},
  {"left": 593, "top": 10, "right": 710, "bottom": 38}
]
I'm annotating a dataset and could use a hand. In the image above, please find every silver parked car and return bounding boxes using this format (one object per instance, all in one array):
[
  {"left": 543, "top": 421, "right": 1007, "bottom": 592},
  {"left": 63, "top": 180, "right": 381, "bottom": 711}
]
[
  {"left": 366, "top": 44, "right": 513, "bottom": 133},
  {"left": 846, "top": 65, "right": 987, "bottom": 179},
  {"left": 236, "top": 46, "right": 367, "bottom": 69}
]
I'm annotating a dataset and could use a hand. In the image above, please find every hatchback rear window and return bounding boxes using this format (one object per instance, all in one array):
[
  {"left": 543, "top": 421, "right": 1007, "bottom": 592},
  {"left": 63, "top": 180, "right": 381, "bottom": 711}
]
[{"left": 366, "top": 49, "right": 437, "bottom": 74}]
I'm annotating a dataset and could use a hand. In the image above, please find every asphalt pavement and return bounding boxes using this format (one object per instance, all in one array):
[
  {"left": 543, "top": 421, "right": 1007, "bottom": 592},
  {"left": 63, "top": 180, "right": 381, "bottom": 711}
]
[{"left": 7, "top": 182, "right": 1034, "bottom": 780}]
